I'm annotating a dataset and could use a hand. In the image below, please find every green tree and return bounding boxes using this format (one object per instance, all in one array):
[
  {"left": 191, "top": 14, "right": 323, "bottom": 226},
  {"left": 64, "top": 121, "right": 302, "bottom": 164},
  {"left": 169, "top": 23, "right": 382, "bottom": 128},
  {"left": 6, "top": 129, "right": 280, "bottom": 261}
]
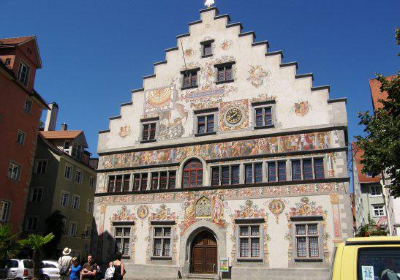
[
  {"left": 20, "top": 233, "right": 54, "bottom": 279},
  {"left": 0, "top": 225, "right": 22, "bottom": 259},
  {"left": 43, "top": 211, "right": 65, "bottom": 259}
]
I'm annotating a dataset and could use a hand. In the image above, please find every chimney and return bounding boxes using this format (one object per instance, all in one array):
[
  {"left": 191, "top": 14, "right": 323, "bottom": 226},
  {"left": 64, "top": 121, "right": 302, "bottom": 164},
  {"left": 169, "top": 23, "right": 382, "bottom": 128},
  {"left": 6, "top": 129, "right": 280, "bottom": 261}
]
[
  {"left": 44, "top": 102, "right": 59, "bottom": 131},
  {"left": 61, "top": 123, "right": 68, "bottom": 131}
]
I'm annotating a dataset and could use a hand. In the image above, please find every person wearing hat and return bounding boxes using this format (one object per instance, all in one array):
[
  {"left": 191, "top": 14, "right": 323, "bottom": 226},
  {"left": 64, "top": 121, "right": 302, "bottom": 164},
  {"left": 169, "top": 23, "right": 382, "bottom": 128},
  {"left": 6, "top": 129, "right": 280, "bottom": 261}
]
[
  {"left": 58, "top": 247, "right": 73, "bottom": 280},
  {"left": 69, "top": 257, "right": 81, "bottom": 280}
]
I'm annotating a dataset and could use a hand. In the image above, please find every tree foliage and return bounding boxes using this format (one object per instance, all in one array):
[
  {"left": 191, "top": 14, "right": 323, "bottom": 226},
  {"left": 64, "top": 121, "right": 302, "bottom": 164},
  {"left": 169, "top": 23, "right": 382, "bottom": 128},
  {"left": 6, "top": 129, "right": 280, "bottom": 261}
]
[
  {"left": 355, "top": 73, "right": 400, "bottom": 197},
  {"left": 0, "top": 225, "right": 21, "bottom": 259}
]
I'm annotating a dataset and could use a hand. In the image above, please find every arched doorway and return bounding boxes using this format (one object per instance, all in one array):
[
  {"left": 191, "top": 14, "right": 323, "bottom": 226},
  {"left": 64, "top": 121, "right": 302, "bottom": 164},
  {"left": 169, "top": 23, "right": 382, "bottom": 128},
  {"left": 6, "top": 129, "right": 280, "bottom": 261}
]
[{"left": 191, "top": 231, "right": 217, "bottom": 274}]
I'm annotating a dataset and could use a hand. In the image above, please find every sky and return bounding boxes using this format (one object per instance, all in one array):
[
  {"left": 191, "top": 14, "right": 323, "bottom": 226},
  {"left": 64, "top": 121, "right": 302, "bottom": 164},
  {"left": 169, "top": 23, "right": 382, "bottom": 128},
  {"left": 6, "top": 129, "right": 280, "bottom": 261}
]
[{"left": 1, "top": 0, "right": 399, "bottom": 157}]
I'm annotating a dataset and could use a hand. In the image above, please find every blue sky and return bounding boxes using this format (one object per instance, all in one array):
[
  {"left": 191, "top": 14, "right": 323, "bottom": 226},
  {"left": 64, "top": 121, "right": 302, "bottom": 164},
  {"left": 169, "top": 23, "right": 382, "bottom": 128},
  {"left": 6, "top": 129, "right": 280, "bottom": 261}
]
[{"left": 1, "top": 0, "right": 399, "bottom": 157}]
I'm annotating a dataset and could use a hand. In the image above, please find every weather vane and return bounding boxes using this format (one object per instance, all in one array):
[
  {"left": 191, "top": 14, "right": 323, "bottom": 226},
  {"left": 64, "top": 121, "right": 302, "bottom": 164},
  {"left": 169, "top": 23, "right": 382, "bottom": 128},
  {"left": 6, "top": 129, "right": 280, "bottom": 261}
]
[{"left": 205, "top": 0, "right": 215, "bottom": 8}]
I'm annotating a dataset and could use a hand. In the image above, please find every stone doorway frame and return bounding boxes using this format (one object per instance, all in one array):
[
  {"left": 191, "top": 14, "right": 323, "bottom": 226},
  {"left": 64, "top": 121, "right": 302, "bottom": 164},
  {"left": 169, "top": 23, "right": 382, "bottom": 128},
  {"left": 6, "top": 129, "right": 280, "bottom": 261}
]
[{"left": 179, "top": 220, "right": 227, "bottom": 276}]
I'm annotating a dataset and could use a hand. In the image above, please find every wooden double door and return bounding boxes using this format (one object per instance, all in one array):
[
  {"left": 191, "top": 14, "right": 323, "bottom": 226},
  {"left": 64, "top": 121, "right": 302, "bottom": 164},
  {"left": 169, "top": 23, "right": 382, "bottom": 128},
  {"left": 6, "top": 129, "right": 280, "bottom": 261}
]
[{"left": 191, "top": 231, "right": 217, "bottom": 274}]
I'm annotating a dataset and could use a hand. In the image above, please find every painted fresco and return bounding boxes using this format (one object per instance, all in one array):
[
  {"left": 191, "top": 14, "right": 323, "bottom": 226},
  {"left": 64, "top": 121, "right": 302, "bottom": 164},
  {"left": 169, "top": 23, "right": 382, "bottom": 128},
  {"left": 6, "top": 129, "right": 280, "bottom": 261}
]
[
  {"left": 221, "top": 40, "right": 233, "bottom": 51},
  {"left": 110, "top": 205, "right": 136, "bottom": 222},
  {"left": 145, "top": 86, "right": 175, "bottom": 114},
  {"left": 247, "top": 65, "right": 271, "bottom": 88},
  {"left": 294, "top": 101, "right": 310, "bottom": 116},
  {"left": 100, "top": 131, "right": 332, "bottom": 169},
  {"left": 266, "top": 199, "right": 287, "bottom": 224},
  {"left": 220, "top": 99, "right": 249, "bottom": 131},
  {"left": 284, "top": 197, "right": 330, "bottom": 263}
]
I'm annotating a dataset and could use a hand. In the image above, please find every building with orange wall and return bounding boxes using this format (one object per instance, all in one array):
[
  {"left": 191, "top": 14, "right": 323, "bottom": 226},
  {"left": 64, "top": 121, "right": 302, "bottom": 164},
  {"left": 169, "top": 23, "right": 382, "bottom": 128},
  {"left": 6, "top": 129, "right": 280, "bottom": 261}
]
[{"left": 0, "top": 36, "right": 48, "bottom": 232}]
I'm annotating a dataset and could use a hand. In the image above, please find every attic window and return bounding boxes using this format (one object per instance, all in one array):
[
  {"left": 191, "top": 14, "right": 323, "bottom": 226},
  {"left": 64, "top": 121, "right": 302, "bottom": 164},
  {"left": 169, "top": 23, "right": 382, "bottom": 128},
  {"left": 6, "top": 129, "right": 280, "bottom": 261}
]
[
  {"left": 18, "top": 61, "right": 30, "bottom": 86},
  {"left": 201, "top": 40, "right": 214, "bottom": 58},
  {"left": 5, "top": 59, "right": 11, "bottom": 66}
]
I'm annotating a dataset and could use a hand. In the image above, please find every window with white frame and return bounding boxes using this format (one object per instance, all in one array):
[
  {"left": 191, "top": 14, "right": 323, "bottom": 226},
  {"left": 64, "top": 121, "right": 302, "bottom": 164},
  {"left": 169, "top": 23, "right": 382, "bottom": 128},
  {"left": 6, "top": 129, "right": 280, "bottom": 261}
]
[
  {"left": 8, "top": 162, "right": 21, "bottom": 180},
  {"left": 63, "top": 141, "right": 70, "bottom": 152},
  {"left": 244, "top": 162, "right": 263, "bottom": 184},
  {"left": 142, "top": 122, "right": 157, "bottom": 142},
  {"left": 238, "top": 224, "right": 261, "bottom": 260},
  {"left": 64, "top": 165, "right": 72, "bottom": 180},
  {"left": 0, "top": 201, "right": 10, "bottom": 222},
  {"left": 152, "top": 226, "right": 172, "bottom": 258},
  {"left": 35, "top": 160, "right": 47, "bottom": 174},
  {"left": 196, "top": 114, "right": 215, "bottom": 135},
  {"left": 29, "top": 188, "right": 43, "bottom": 202},
  {"left": 26, "top": 216, "right": 38, "bottom": 231},
  {"left": 18, "top": 61, "right": 30, "bottom": 86},
  {"left": 71, "top": 142, "right": 84, "bottom": 161},
  {"left": 71, "top": 195, "right": 80, "bottom": 210},
  {"left": 16, "top": 131, "right": 25, "bottom": 145},
  {"left": 370, "top": 186, "right": 382, "bottom": 197},
  {"left": 89, "top": 177, "right": 95, "bottom": 188},
  {"left": 294, "top": 223, "right": 321, "bottom": 260},
  {"left": 211, "top": 165, "right": 240, "bottom": 186},
  {"left": 69, "top": 222, "right": 77, "bottom": 236},
  {"left": 75, "top": 170, "right": 83, "bottom": 184},
  {"left": 373, "top": 205, "right": 385, "bottom": 217},
  {"left": 60, "top": 192, "right": 69, "bottom": 207},
  {"left": 114, "top": 226, "right": 131, "bottom": 258},
  {"left": 86, "top": 200, "right": 94, "bottom": 214},
  {"left": 23, "top": 99, "right": 32, "bottom": 113},
  {"left": 254, "top": 106, "right": 273, "bottom": 128}
]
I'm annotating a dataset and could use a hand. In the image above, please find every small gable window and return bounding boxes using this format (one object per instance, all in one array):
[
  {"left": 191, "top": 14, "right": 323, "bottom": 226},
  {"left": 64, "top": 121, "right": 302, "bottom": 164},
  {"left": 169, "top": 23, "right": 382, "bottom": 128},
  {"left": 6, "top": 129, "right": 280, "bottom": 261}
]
[
  {"left": 182, "top": 68, "right": 199, "bottom": 89},
  {"left": 142, "top": 122, "right": 157, "bottom": 142},
  {"left": 18, "top": 61, "right": 30, "bottom": 86},
  {"left": 215, "top": 62, "right": 235, "bottom": 83},
  {"left": 201, "top": 40, "right": 214, "bottom": 57}
]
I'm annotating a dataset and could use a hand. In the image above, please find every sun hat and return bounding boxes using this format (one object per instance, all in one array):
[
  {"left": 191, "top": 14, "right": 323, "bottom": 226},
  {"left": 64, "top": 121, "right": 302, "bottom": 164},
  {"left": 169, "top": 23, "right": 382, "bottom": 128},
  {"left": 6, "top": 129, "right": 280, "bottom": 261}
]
[{"left": 62, "top": 247, "right": 72, "bottom": 255}]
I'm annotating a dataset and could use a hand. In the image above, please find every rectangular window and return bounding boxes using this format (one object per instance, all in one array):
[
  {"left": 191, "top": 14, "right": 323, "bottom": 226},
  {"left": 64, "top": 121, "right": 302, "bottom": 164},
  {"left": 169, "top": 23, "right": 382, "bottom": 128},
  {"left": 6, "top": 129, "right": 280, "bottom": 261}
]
[
  {"left": 108, "top": 174, "right": 131, "bottom": 193},
  {"left": 245, "top": 163, "right": 263, "bottom": 184},
  {"left": 89, "top": 177, "right": 95, "bottom": 188},
  {"left": 292, "top": 160, "right": 301, "bottom": 181},
  {"left": 35, "top": 160, "right": 47, "bottom": 174},
  {"left": 182, "top": 70, "right": 198, "bottom": 89},
  {"left": 133, "top": 173, "right": 149, "bottom": 191},
  {"left": 151, "top": 172, "right": 159, "bottom": 190},
  {"left": 268, "top": 162, "right": 277, "bottom": 182},
  {"left": 60, "top": 192, "right": 69, "bottom": 207},
  {"left": 84, "top": 225, "right": 92, "bottom": 238},
  {"left": 356, "top": 248, "right": 400, "bottom": 280},
  {"left": 159, "top": 172, "right": 168, "bottom": 190},
  {"left": 64, "top": 165, "right": 72, "bottom": 180},
  {"left": 142, "top": 122, "right": 157, "bottom": 141},
  {"left": 8, "top": 162, "right": 21, "bottom": 180},
  {"left": 16, "top": 131, "right": 25, "bottom": 145},
  {"left": 202, "top": 42, "right": 213, "bottom": 57},
  {"left": 370, "top": 186, "right": 382, "bottom": 196},
  {"left": 115, "top": 227, "right": 131, "bottom": 257},
  {"left": 75, "top": 170, "right": 83, "bottom": 184},
  {"left": 239, "top": 225, "right": 261, "bottom": 259},
  {"left": 18, "top": 62, "right": 30, "bottom": 86},
  {"left": 211, "top": 165, "right": 240, "bottom": 186},
  {"left": 87, "top": 201, "right": 94, "bottom": 214},
  {"left": 69, "top": 222, "right": 77, "bottom": 236},
  {"left": 314, "top": 158, "right": 325, "bottom": 179},
  {"left": 373, "top": 205, "right": 385, "bottom": 217},
  {"left": 197, "top": 114, "right": 214, "bottom": 134},
  {"left": 149, "top": 171, "right": 176, "bottom": 190},
  {"left": 71, "top": 143, "right": 84, "bottom": 161},
  {"left": 0, "top": 201, "right": 10, "bottom": 222},
  {"left": 26, "top": 216, "right": 38, "bottom": 231},
  {"left": 29, "top": 188, "right": 43, "bottom": 202},
  {"left": 216, "top": 64, "right": 233, "bottom": 82},
  {"left": 63, "top": 141, "right": 70, "bottom": 151},
  {"left": 255, "top": 107, "right": 273, "bottom": 127},
  {"left": 71, "top": 195, "right": 80, "bottom": 210},
  {"left": 278, "top": 161, "right": 287, "bottom": 182},
  {"left": 295, "top": 223, "right": 320, "bottom": 258},
  {"left": 153, "top": 227, "right": 172, "bottom": 257},
  {"left": 23, "top": 99, "right": 32, "bottom": 113},
  {"left": 168, "top": 171, "right": 176, "bottom": 189},
  {"left": 303, "top": 159, "right": 313, "bottom": 180}
]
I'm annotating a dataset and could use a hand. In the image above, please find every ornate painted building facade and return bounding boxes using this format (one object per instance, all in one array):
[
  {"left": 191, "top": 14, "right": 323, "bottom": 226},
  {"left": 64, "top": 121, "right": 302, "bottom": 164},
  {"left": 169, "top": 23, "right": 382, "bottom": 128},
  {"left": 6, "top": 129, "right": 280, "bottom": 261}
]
[{"left": 93, "top": 7, "right": 353, "bottom": 280}]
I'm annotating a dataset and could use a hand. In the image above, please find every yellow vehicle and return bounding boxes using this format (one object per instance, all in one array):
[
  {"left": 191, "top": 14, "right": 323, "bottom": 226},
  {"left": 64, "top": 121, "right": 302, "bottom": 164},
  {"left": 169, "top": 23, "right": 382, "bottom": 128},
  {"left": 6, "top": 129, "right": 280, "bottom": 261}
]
[{"left": 331, "top": 237, "right": 400, "bottom": 280}]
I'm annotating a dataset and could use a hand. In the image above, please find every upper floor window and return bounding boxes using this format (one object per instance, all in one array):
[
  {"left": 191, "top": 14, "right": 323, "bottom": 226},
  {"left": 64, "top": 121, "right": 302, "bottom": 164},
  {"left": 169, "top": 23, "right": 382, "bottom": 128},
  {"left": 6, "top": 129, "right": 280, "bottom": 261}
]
[
  {"left": 211, "top": 165, "right": 240, "bottom": 186},
  {"left": 60, "top": 192, "right": 69, "bottom": 207},
  {"left": 86, "top": 200, "right": 94, "bottom": 214},
  {"left": 71, "top": 142, "right": 84, "bottom": 161},
  {"left": 215, "top": 63, "right": 234, "bottom": 83},
  {"left": 153, "top": 226, "right": 172, "bottom": 258},
  {"left": 0, "top": 200, "right": 10, "bottom": 222},
  {"left": 292, "top": 158, "right": 325, "bottom": 181},
  {"left": 26, "top": 216, "right": 38, "bottom": 231},
  {"left": 255, "top": 107, "right": 273, "bottom": 127},
  {"left": 75, "top": 170, "right": 83, "bottom": 184},
  {"left": 63, "top": 141, "right": 70, "bottom": 152},
  {"left": 23, "top": 99, "right": 32, "bottom": 113},
  {"left": 89, "top": 177, "right": 95, "bottom": 188},
  {"left": 370, "top": 186, "right": 382, "bottom": 197},
  {"left": 16, "top": 131, "right": 25, "bottom": 145},
  {"left": 8, "top": 162, "right": 21, "bottom": 180},
  {"left": 373, "top": 205, "right": 385, "bottom": 217},
  {"left": 182, "top": 69, "right": 199, "bottom": 89},
  {"left": 64, "top": 165, "right": 72, "bottom": 180},
  {"left": 142, "top": 122, "right": 157, "bottom": 142},
  {"left": 69, "top": 222, "right": 77, "bottom": 237},
  {"left": 295, "top": 223, "right": 320, "bottom": 260},
  {"left": 29, "top": 188, "right": 43, "bottom": 202},
  {"left": 182, "top": 159, "right": 203, "bottom": 188},
  {"left": 267, "top": 161, "right": 287, "bottom": 182},
  {"left": 115, "top": 227, "right": 131, "bottom": 258},
  {"left": 238, "top": 224, "right": 261, "bottom": 260},
  {"left": 245, "top": 163, "right": 263, "bottom": 184},
  {"left": 71, "top": 195, "right": 80, "bottom": 210},
  {"left": 197, "top": 114, "right": 214, "bottom": 135},
  {"left": 108, "top": 174, "right": 131, "bottom": 193},
  {"left": 201, "top": 40, "right": 214, "bottom": 57},
  {"left": 18, "top": 61, "right": 30, "bottom": 86},
  {"left": 133, "top": 173, "right": 148, "bottom": 192},
  {"left": 151, "top": 171, "right": 176, "bottom": 190}
]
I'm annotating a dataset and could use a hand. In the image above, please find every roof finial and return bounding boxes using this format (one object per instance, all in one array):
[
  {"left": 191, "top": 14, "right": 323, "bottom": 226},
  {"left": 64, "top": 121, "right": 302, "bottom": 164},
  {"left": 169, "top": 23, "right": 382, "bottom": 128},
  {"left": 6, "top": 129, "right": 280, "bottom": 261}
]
[{"left": 204, "top": 0, "right": 215, "bottom": 8}]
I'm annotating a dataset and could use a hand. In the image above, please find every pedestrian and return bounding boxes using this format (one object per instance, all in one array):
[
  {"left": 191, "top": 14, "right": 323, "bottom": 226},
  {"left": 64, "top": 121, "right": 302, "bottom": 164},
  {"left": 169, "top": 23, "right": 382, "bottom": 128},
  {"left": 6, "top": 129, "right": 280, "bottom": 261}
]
[
  {"left": 58, "top": 247, "right": 73, "bottom": 280},
  {"left": 69, "top": 258, "right": 81, "bottom": 280},
  {"left": 80, "top": 255, "right": 97, "bottom": 280},
  {"left": 109, "top": 252, "right": 125, "bottom": 280}
]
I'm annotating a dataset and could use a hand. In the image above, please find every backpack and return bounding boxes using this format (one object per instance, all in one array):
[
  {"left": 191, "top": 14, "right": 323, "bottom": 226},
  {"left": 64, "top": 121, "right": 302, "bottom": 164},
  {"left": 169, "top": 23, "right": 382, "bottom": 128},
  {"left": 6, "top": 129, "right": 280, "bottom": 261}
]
[{"left": 105, "top": 266, "right": 115, "bottom": 280}]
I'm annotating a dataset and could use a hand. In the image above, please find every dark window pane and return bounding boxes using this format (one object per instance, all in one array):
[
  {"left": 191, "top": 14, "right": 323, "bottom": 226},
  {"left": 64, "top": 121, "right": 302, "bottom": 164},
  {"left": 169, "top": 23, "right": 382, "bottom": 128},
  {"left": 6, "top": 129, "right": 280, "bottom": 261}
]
[
  {"left": 183, "top": 160, "right": 203, "bottom": 188},
  {"left": 278, "top": 162, "right": 287, "bottom": 182},
  {"left": 218, "top": 68, "right": 225, "bottom": 81},
  {"left": 240, "top": 238, "right": 249, "bottom": 258},
  {"left": 108, "top": 176, "right": 115, "bottom": 192},
  {"left": 115, "top": 175, "right": 122, "bottom": 192},
  {"left": 211, "top": 167, "right": 220, "bottom": 186},
  {"left": 159, "top": 172, "right": 167, "bottom": 189},
  {"left": 245, "top": 165, "right": 253, "bottom": 184},
  {"left": 168, "top": 171, "right": 176, "bottom": 189},
  {"left": 292, "top": 160, "right": 301, "bottom": 180},
  {"left": 303, "top": 159, "right": 313, "bottom": 180},
  {"left": 264, "top": 107, "right": 272, "bottom": 125},
  {"left": 150, "top": 123, "right": 156, "bottom": 140},
  {"left": 123, "top": 175, "right": 130, "bottom": 192},
  {"left": 297, "top": 237, "right": 307, "bottom": 257},
  {"left": 255, "top": 108, "right": 263, "bottom": 127},
  {"left": 221, "top": 166, "right": 230, "bottom": 185},
  {"left": 226, "top": 66, "right": 232, "bottom": 80},
  {"left": 141, "top": 174, "right": 148, "bottom": 191},
  {"left": 309, "top": 237, "right": 319, "bottom": 257},
  {"left": 142, "top": 124, "right": 149, "bottom": 140},
  {"left": 204, "top": 44, "right": 212, "bottom": 56},
  {"left": 206, "top": 115, "right": 214, "bottom": 133},
  {"left": 231, "top": 166, "right": 240, "bottom": 185},
  {"left": 191, "top": 73, "right": 197, "bottom": 86},
  {"left": 314, "top": 159, "right": 324, "bottom": 179},
  {"left": 251, "top": 238, "right": 260, "bottom": 257},
  {"left": 268, "top": 163, "right": 277, "bottom": 182},
  {"left": 133, "top": 175, "right": 140, "bottom": 191},
  {"left": 198, "top": 116, "right": 206, "bottom": 134},
  {"left": 151, "top": 173, "right": 159, "bottom": 190},
  {"left": 254, "top": 163, "right": 263, "bottom": 183}
]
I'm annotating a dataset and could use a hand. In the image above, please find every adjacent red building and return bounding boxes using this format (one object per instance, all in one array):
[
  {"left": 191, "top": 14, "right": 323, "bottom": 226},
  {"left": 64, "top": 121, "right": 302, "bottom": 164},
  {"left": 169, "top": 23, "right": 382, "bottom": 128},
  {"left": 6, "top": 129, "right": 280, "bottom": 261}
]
[{"left": 0, "top": 36, "right": 48, "bottom": 232}]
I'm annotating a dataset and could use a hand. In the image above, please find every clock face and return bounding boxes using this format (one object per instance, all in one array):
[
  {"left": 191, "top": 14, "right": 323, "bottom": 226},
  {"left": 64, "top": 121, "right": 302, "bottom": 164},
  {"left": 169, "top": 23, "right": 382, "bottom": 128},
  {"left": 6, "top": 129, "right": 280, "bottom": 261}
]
[{"left": 225, "top": 107, "right": 243, "bottom": 125}]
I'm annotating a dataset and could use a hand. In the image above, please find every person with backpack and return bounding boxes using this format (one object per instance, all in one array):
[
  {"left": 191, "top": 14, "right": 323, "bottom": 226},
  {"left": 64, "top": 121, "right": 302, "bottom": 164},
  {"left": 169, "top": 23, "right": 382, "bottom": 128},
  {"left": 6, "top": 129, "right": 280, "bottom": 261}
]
[{"left": 58, "top": 248, "right": 73, "bottom": 280}]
